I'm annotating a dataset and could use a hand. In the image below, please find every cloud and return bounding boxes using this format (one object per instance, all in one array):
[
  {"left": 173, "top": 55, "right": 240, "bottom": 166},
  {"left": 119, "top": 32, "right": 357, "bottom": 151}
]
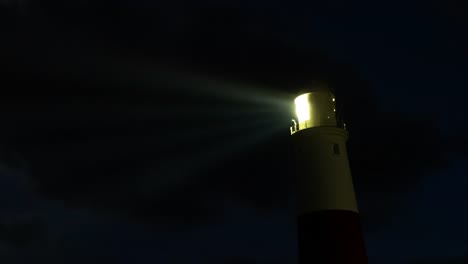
[
  {"left": 0, "top": 162, "right": 63, "bottom": 263},
  {"left": 0, "top": 159, "right": 297, "bottom": 262},
  {"left": 0, "top": 0, "right": 27, "bottom": 6},
  {"left": 408, "top": 256, "right": 468, "bottom": 264},
  {"left": 0, "top": 1, "right": 452, "bottom": 234},
  {"left": 204, "top": 257, "right": 290, "bottom": 264}
]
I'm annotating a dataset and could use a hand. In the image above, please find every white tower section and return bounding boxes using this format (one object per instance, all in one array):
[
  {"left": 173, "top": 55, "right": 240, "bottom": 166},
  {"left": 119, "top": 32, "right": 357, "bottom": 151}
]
[{"left": 290, "top": 89, "right": 358, "bottom": 214}]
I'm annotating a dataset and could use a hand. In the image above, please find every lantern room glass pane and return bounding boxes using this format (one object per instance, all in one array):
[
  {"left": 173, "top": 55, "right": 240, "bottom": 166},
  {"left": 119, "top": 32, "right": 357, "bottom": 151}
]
[{"left": 293, "top": 91, "right": 337, "bottom": 131}]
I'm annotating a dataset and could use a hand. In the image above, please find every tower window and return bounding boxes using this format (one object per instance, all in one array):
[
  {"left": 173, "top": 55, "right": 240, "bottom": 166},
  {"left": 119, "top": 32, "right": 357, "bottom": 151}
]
[{"left": 333, "top": 143, "right": 340, "bottom": 155}]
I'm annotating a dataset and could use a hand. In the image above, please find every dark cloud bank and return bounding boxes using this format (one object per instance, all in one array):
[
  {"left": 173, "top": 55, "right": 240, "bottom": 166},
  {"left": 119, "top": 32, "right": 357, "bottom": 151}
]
[
  {"left": 0, "top": 1, "right": 462, "bottom": 262},
  {"left": 1, "top": 0, "right": 452, "bottom": 230}
]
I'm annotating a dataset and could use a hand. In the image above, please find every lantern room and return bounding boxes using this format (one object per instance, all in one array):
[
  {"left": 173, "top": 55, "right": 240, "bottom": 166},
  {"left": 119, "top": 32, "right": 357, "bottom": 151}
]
[{"left": 290, "top": 88, "right": 337, "bottom": 134}]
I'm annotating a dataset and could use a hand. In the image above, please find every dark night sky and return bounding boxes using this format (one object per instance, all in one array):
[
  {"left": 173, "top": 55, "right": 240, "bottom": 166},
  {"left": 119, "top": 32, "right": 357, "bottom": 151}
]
[{"left": 0, "top": 1, "right": 467, "bottom": 263}]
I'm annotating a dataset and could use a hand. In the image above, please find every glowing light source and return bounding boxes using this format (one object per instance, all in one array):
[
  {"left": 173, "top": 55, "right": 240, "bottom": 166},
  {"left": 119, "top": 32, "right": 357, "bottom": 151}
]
[
  {"left": 294, "top": 94, "right": 311, "bottom": 123},
  {"left": 291, "top": 89, "right": 338, "bottom": 135}
]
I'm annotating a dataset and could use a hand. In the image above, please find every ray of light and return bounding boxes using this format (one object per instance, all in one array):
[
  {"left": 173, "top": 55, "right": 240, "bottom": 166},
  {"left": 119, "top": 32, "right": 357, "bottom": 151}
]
[
  {"left": 131, "top": 63, "right": 293, "bottom": 111},
  {"left": 140, "top": 116, "right": 289, "bottom": 197}
]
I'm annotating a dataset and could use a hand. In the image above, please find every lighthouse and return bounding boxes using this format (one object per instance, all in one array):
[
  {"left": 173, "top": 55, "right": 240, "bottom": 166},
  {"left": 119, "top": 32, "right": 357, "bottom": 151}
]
[{"left": 290, "top": 85, "right": 368, "bottom": 263}]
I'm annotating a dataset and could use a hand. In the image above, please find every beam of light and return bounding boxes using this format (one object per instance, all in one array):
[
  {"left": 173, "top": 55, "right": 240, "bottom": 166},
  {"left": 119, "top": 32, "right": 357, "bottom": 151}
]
[
  {"left": 129, "top": 62, "right": 293, "bottom": 111},
  {"left": 62, "top": 55, "right": 294, "bottom": 122},
  {"left": 294, "top": 93, "right": 310, "bottom": 123},
  {"left": 140, "top": 116, "right": 289, "bottom": 198},
  {"left": 77, "top": 59, "right": 295, "bottom": 198},
  {"left": 134, "top": 65, "right": 293, "bottom": 178},
  {"left": 128, "top": 104, "right": 289, "bottom": 119},
  {"left": 168, "top": 115, "right": 287, "bottom": 170},
  {"left": 126, "top": 62, "right": 294, "bottom": 149},
  {"left": 44, "top": 98, "right": 291, "bottom": 168}
]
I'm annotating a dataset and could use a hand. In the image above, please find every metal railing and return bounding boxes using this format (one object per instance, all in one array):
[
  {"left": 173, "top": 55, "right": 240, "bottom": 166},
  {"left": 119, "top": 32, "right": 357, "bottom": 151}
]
[{"left": 290, "top": 119, "right": 347, "bottom": 135}]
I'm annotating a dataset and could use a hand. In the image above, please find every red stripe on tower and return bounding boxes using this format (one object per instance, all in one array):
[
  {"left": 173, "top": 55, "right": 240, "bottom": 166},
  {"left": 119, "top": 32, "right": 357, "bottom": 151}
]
[{"left": 290, "top": 86, "right": 368, "bottom": 264}]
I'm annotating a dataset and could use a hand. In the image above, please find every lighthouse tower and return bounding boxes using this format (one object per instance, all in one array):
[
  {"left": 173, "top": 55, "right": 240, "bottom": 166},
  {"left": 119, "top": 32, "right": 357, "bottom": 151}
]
[{"left": 290, "top": 85, "right": 368, "bottom": 264}]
